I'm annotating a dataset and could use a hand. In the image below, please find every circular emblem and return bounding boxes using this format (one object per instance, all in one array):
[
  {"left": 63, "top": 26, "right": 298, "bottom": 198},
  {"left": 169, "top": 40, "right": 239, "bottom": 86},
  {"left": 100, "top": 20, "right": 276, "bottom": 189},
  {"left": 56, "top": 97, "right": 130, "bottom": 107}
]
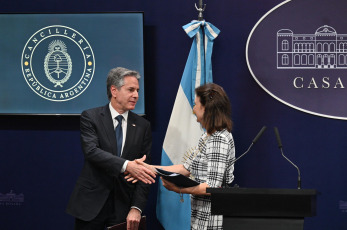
[
  {"left": 246, "top": 0, "right": 347, "bottom": 120},
  {"left": 21, "top": 25, "right": 95, "bottom": 102}
]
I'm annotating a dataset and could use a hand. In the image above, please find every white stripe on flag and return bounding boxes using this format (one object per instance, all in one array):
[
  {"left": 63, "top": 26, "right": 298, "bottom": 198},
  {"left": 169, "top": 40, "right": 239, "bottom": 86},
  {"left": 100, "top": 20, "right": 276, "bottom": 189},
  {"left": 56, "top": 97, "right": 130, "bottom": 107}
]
[
  {"left": 205, "top": 23, "right": 219, "bottom": 39},
  {"left": 195, "top": 31, "right": 202, "bottom": 90},
  {"left": 183, "top": 21, "right": 201, "bottom": 34},
  {"left": 163, "top": 84, "right": 203, "bottom": 164}
]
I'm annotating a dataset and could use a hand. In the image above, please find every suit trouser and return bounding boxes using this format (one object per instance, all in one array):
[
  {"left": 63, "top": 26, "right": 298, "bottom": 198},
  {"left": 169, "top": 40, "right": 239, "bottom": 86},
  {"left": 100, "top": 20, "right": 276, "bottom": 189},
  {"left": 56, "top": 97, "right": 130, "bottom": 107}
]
[{"left": 74, "top": 191, "right": 119, "bottom": 230}]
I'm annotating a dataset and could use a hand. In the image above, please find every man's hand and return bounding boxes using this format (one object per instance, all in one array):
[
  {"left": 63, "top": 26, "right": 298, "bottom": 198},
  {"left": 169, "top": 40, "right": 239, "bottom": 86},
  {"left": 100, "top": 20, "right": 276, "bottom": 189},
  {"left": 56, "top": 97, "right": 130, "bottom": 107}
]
[
  {"left": 126, "top": 208, "right": 141, "bottom": 230},
  {"left": 126, "top": 155, "right": 156, "bottom": 184},
  {"left": 124, "top": 171, "right": 138, "bottom": 183}
]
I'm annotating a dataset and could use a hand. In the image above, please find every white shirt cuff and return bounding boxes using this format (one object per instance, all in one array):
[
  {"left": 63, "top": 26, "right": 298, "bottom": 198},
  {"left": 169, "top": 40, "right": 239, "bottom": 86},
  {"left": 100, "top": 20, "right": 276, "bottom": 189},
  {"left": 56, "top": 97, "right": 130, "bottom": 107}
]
[
  {"left": 131, "top": 206, "right": 142, "bottom": 214},
  {"left": 121, "top": 160, "right": 129, "bottom": 173}
]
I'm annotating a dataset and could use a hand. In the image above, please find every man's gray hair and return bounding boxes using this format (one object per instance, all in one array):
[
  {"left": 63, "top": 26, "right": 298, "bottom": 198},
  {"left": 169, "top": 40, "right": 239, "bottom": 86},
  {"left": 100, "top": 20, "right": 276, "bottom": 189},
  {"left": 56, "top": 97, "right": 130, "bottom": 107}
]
[{"left": 106, "top": 67, "right": 141, "bottom": 100}]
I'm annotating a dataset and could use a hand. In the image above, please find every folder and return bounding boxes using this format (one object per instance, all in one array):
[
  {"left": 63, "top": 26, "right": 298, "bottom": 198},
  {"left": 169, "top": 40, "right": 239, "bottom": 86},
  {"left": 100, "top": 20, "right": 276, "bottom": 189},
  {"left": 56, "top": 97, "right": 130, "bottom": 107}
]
[
  {"left": 106, "top": 216, "right": 146, "bottom": 230},
  {"left": 155, "top": 168, "right": 199, "bottom": 188}
]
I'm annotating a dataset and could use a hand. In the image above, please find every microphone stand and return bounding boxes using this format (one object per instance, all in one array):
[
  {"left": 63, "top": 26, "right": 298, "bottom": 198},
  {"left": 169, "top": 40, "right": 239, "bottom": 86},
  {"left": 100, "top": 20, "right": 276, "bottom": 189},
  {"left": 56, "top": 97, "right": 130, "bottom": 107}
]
[
  {"left": 230, "top": 143, "right": 253, "bottom": 165},
  {"left": 274, "top": 127, "right": 301, "bottom": 189},
  {"left": 230, "top": 126, "right": 267, "bottom": 165},
  {"left": 279, "top": 147, "right": 301, "bottom": 189}
]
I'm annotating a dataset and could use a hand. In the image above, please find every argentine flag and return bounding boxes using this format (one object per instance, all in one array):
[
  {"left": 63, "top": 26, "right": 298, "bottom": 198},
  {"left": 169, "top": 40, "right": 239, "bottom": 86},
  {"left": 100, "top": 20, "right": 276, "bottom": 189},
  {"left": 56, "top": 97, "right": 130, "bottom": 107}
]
[{"left": 156, "top": 20, "right": 220, "bottom": 230}]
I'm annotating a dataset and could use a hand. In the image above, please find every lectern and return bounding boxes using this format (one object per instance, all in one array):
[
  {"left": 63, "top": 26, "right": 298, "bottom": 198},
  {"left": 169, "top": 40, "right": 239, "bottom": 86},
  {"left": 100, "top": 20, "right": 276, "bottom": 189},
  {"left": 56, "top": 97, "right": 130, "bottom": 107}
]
[{"left": 206, "top": 188, "right": 316, "bottom": 230}]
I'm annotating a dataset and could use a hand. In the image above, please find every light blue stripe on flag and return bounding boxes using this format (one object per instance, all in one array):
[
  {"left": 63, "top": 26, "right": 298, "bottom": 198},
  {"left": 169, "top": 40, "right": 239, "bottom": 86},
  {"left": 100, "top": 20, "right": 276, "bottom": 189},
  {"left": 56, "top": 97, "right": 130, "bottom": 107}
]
[
  {"left": 156, "top": 20, "right": 220, "bottom": 230},
  {"left": 156, "top": 149, "right": 191, "bottom": 229}
]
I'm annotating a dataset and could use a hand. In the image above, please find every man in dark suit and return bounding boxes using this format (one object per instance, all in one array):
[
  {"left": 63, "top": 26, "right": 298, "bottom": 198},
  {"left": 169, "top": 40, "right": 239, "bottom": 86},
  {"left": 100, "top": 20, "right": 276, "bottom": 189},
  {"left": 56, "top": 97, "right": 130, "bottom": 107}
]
[{"left": 66, "top": 67, "right": 155, "bottom": 230}]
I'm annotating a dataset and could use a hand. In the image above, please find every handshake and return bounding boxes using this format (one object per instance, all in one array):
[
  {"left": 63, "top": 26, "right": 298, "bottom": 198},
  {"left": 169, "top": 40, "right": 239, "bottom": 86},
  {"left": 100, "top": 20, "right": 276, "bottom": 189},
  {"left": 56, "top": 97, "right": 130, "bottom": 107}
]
[
  {"left": 124, "top": 156, "right": 186, "bottom": 195},
  {"left": 125, "top": 155, "right": 157, "bottom": 184}
]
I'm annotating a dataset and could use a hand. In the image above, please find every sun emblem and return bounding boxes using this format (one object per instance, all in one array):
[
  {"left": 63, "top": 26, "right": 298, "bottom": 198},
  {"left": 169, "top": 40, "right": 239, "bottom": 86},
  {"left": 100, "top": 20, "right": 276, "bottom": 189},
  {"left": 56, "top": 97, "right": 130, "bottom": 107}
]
[{"left": 44, "top": 40, "right": 72, "bottom": 87}]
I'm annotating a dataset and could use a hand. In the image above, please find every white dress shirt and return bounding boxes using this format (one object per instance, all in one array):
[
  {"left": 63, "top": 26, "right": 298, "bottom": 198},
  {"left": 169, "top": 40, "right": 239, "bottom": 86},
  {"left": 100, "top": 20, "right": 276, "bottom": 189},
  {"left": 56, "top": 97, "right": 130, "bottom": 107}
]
[{"left": 109, "top": 103, "right": 129, "bottom": 173}]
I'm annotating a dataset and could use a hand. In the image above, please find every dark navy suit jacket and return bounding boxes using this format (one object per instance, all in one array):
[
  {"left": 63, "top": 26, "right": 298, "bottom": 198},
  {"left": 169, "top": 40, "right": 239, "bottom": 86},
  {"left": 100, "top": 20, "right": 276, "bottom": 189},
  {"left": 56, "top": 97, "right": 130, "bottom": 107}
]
[{"left": 66, "top": 104, "right": 152, "bottom": 222}]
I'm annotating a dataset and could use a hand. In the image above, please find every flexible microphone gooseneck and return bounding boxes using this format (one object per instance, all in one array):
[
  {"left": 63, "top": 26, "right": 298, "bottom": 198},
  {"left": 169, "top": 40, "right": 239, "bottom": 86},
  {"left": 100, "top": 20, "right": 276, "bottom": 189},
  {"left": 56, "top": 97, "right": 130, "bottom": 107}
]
[
  {"left": 231, "top": 126, "right": 267, "bottom": 165},
  {"left": 274, "top": 127, "right": 301, "bottom": 189}
]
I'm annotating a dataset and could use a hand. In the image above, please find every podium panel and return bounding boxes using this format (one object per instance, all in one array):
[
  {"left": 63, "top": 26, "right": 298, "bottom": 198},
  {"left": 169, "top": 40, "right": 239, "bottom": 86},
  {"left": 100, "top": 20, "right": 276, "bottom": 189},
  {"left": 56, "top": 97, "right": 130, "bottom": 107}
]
[
  {"left": 206, "top": 188, "right": 317, "bottom": 230},
  {"left": 224, "top": 217, "right": 303, "bottom": 230}
]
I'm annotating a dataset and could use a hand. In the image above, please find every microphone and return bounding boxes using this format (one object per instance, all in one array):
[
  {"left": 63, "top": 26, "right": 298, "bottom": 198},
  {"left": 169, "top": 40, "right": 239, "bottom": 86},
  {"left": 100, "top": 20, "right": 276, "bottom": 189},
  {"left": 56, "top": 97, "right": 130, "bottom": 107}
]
[
  {"left": 274, "top": 127, "right": 301, "bottom": 189},
  {"left": 252, "top": 126, "right": 267, "bottom": 144},
  {"left": 231, "top": 126, "right": 267, "bottom": 164}
]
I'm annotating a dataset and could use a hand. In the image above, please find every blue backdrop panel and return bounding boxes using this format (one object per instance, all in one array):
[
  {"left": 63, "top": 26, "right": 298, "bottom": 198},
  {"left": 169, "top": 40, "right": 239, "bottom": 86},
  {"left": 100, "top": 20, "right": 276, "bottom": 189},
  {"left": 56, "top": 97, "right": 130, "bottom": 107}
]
[{"left": 0, "top": 13, "right": 145, "bottom": 115}]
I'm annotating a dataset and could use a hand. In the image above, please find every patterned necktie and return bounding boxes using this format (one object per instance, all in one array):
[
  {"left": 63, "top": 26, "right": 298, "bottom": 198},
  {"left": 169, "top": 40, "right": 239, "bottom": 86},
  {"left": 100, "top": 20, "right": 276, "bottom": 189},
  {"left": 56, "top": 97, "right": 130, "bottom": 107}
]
[{"left": 115, "top": 115, "right": 123, "bottom": 157}]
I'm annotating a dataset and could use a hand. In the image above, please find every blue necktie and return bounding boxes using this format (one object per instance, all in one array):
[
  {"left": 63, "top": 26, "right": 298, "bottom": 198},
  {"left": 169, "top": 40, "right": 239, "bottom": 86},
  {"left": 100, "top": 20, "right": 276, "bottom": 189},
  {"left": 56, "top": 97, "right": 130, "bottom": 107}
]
[{"left": 115, "top": 115, "right": 123, "bottom": 157}]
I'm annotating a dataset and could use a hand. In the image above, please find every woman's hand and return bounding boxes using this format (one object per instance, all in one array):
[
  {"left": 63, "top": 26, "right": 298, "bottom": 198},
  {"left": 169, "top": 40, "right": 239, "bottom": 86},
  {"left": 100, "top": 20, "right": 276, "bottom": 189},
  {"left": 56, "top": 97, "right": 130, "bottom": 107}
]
[
  {"left": 161, "top": 177, "right": 180, "bottom": 193},
  {"left": 161, "top": 177, "right": 208, "bottom": 196},
  {"left": 135, "top": 157, "right": 156, "bottom": 174}
]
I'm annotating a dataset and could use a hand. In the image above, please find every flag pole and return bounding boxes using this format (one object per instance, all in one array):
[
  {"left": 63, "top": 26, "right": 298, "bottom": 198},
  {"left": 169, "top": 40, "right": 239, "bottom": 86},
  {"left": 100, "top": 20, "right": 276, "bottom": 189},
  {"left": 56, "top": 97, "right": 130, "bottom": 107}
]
[{"left": 195, "top": 0, "right": 206, "bottom": 21}]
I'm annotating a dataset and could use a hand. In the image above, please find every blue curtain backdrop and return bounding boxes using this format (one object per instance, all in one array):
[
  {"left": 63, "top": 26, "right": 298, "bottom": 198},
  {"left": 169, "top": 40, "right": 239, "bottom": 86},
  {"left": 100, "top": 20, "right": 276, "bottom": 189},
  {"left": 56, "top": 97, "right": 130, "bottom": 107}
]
[{"left": 0, "top": 0, "right": 346, "bottom": 230}]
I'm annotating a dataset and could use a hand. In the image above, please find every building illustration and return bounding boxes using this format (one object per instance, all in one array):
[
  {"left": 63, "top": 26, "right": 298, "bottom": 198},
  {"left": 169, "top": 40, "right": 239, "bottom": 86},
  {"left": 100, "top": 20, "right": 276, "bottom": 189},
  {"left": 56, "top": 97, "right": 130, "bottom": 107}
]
[{"left": 277, "top": 25, "right": 347, "bottom": 69}]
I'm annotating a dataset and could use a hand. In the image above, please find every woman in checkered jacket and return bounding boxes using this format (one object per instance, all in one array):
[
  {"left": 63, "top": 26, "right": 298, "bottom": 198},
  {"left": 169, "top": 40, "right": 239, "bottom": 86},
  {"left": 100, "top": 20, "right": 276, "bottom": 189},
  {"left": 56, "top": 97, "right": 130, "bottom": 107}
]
[{"left": 132, "top": 83, "right": 235, "bottom": 229}]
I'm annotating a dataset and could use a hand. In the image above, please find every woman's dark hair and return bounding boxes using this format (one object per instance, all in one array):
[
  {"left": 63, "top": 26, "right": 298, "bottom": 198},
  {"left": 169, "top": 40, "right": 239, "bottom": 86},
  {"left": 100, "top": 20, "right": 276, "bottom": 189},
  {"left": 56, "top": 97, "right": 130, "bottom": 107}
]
[{"left": 195, "top": 83, "right": 232, "bottom": 134}]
